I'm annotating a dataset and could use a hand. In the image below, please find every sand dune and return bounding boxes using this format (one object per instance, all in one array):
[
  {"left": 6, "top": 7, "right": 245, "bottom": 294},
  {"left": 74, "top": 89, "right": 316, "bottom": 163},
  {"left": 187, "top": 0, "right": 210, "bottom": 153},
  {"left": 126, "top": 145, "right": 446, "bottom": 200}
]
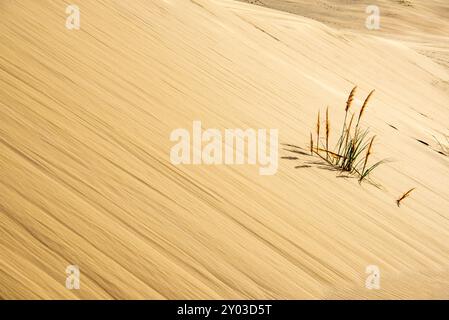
[
  {"left": 1, "top": 0, "right": 449, "bottom": 299},
  {"left": 239, "top": 0, "right": 449, "bottom": 70}
]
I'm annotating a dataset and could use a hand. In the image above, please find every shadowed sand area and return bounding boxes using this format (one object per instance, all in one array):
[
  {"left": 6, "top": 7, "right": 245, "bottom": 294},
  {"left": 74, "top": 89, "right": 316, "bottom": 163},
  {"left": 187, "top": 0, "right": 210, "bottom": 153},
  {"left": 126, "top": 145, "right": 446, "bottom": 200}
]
[{"left": 1, "top": 0, "right": 449, "bottom": 299}]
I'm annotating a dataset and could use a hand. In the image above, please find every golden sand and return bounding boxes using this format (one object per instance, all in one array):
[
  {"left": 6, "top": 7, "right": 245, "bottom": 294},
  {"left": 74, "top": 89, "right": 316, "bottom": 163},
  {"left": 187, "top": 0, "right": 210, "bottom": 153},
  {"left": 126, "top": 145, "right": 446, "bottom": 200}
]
[{"left": 1, "top": 0, "right": 449, "bottom": 299}]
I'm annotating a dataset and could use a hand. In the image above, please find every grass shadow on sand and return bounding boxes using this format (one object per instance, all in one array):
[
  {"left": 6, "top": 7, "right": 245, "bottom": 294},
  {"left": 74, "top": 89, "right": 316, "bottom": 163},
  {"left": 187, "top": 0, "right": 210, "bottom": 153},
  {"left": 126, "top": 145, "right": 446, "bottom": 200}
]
[{"left": 281, "top": 143, "right": 382, "bottom": 188}]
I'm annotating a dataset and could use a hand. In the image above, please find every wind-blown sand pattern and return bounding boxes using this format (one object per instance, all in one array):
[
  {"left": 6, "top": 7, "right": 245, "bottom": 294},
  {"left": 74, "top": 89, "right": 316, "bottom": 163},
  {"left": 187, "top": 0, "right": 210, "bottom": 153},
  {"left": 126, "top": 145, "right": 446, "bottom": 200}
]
[{"left": 1, "top": 0, "right": 449, "bottom": 299}]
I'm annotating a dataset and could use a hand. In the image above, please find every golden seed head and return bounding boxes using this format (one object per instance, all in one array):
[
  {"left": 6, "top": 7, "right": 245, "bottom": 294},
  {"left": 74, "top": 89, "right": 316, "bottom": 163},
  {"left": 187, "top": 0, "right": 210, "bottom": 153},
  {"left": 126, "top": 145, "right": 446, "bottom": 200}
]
[
  {"left": 310, "top": 132, "right": 314, "bottom": 154},
  {"left": 358, "top": 90, "right": 375, "bottom": 121},
  {"left": 317, "top": 111, "right": 321, "bottom": 135},
  {"left": 345, "top": 86, "right": 357, "bottom": 112}
]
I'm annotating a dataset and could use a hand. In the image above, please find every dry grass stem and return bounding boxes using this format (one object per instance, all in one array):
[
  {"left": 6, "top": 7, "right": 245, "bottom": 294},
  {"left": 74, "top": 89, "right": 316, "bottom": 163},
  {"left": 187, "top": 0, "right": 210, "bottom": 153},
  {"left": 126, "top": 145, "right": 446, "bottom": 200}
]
[{"left": 397, "top": 188, "right": 416, "bottom": 207}]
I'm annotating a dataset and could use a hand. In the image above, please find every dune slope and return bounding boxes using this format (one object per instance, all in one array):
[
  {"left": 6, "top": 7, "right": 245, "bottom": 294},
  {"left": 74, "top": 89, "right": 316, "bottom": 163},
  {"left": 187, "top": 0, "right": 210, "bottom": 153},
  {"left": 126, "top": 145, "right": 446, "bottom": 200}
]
[
  {"left": 1, "top": 0, "right": 449, "bottom": 299},
  {"left": 239, "top": 0, "right": 449, "bottom": 70}
]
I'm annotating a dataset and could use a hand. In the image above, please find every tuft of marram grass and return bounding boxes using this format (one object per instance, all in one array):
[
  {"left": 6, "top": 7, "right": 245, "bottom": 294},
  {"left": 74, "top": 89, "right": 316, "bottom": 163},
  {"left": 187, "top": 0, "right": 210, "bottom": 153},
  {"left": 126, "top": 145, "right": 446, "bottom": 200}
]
[{"left": 307, "top": 86, "right": 384, "bottom": 184}]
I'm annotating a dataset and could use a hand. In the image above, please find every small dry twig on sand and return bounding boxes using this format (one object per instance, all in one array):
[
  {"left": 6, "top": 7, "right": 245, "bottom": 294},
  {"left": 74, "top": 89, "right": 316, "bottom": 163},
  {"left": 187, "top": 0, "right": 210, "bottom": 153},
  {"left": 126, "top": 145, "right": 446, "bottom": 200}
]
[{"left": 396, "top": 188, "right": 416, "bottom": 207}]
